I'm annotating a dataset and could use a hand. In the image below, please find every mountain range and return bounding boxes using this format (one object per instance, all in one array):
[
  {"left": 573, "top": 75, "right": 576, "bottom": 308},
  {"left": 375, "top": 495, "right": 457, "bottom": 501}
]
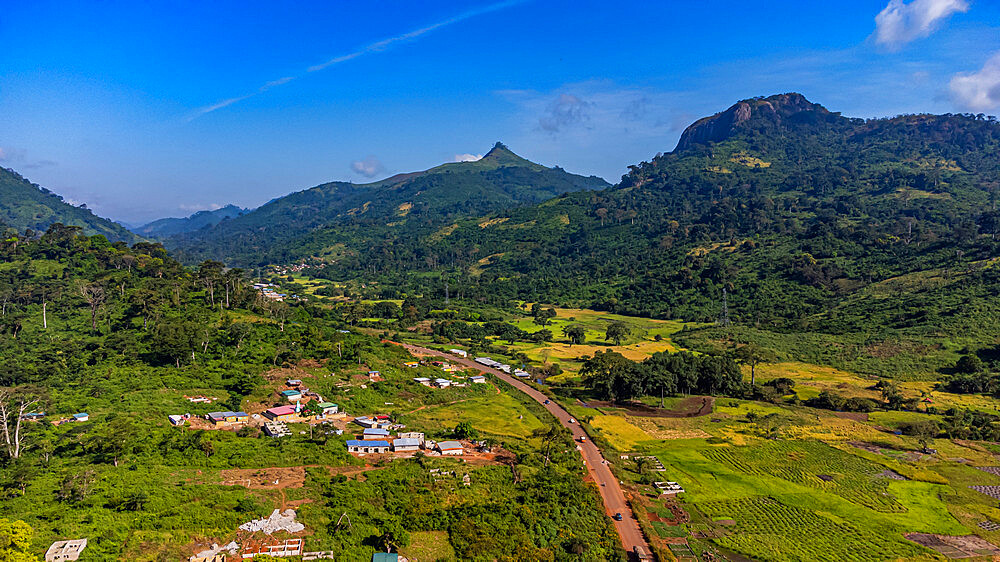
[{"left": 135, "top": 204, "right": 249, "bottom": 239}]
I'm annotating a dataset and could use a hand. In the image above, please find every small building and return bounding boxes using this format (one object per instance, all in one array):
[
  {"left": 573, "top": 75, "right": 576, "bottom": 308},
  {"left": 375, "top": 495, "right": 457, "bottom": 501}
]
[
  {"left": 346, "top": 440, "right": 390, "bottom": 454},
  {"left": 397, "top": 431, "right": 424, "bottom": 443},
  {"left": 316, "top": 402, "right": 338, "bottom": 415},
  {"left": 392, "top": 438, "right": 421, "bottom": 452},
  {"left": 353, "top": 416, "right": 377, "bottom": 428},
  {"left": 469, "top": 375, "right": 486, "bottom": 384},
  {"left": 363, "top": 428, "right": 390, "bottom": 438},
  {"left": 475, "top": 357, "right": 497, "bottom": 366},
  {"left": 413, "top": 377, "right": 432, "bottom": 386},
  {"left": 372, "top": 553, "right": 399, "bottom": 562},
  {"left": 45, "top": 539, "right": 87, "bottom": 561},
  {"left": 368, "top": 370, "right": 381, "bottom": 377},
  {"left": 433, "top": 378, "right": 451, "bottom": 388},
  {"left": 168, "top": 414, "right": 185, "bottom": 426},
  {"left": 498, "top": 364, "right": 512, "bottom": 373},
  {"left": 72, "top": 413, "right": 89, "bottom": 422},
  {"left": 437, "top": 440, "right": 464, "bottom": 455},
  {"left": 241, "top": 538, "right": 302, "bottom": 559},
  {"left": 450, "top": 348, "right": 468, "bottom": 358},
  {"left": 403, "top": 361, "right": 419, "bottom": 368},
  {"left": 264, "top": 421, "right": 291, "bottom": 437},
  {"left": 22, "top": 412, "right": 46, "bottom": 421},
  {"left": 264, "top": 405, "right": 299, "bottom": 422},
  {"left": 286, "top": 378, "right": 302, "bottom": 387},
  {"left": 280, "top": 389, "right": 302, "bottom": 402},
  {"left": 514, "top": 369, "right": 530, "bottom": 378},
  {"left": 226, "top": 411, "right": 249, "bottom": 423}
]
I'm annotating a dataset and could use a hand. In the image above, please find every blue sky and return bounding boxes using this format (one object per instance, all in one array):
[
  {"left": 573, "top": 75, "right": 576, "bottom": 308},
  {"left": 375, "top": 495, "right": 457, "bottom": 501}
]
[{"left": 2, "top": 0, "right": 999, "bottom": 224}]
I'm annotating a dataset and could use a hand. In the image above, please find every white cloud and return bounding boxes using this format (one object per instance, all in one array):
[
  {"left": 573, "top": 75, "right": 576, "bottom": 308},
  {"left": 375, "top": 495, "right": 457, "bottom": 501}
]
[
  {"left": 453, "top": 153, "right": 483, "bottom": 162},
  {"left": 351, "top": 156, "right": 385, "bottom": 178},
  {"left": 950, "top": 52, "right": 1000, "bottom": 111},
  {"left": 874, "top": 0, "right": 969, "bottom": 49},
  {"left": 179, "top": 203, "right": 223, "bottom": 213}
]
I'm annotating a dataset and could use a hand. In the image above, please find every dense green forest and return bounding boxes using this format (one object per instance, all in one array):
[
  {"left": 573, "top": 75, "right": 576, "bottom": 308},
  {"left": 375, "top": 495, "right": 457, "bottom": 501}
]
[
  {"left": 0, "top": 225, "right": 620, "bottom": 560},
  {"left": 161, "top": 93, "right": 1000, "bottom": 377},
  {"left": 0, "top": 168, "right": 140, "bottom": 244},
  {"left": 167, "top": 142, "right": 609, "bottom": 265}
]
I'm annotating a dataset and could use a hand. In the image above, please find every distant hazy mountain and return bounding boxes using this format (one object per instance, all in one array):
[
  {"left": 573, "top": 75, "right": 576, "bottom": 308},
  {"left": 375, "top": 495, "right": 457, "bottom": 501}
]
[
  {"left": 0, "top": 167, "right": 141, "bottom": 243},
  {"left": 136, "top": 204, "right": 249, "bottom": 239},
  {"left": 167, "top": 142, "right": 609, "bottom": 264}
]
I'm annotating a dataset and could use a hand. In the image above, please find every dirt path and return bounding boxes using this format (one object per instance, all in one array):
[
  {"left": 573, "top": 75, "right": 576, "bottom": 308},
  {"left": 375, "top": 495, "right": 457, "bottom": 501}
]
[{"left": 399, "top": 343, "right": 652, "bottom": 559}]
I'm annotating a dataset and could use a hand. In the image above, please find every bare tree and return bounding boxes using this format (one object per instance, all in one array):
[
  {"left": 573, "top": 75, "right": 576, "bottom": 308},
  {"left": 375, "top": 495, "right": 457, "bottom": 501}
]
[
  {"left": 79, "top": 282, "right": 106, "bottom": 331},
  {"left": 0, "top": 389, "right": 39, "bottom": 459}
]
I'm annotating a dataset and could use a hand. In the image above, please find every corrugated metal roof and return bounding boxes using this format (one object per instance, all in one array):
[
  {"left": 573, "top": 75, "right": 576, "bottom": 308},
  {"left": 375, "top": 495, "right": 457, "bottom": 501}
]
[
  {"left": 393, "top": 438, "right": 421, "bottom": 447},
  {"left": 346, "top": 440, "right": 390, "bottom": 447},
  {"left": 437, "top": 440, "right": 463, "bottom": 450}
]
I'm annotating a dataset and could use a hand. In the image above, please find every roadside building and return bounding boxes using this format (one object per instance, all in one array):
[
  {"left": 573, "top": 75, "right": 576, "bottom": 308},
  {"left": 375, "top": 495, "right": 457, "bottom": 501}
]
[
  {"left": 315, "top": 402, "right": 338, "bottom": 415},
  {"left": 45, "top": 539, "right": 87, "bottom": 561},
  {"left": 436, "top": 441, "right": 464, "bottom": 455},
  {"left": 514, "top": 369, "right": 530, "bottom": 378},
  {"left": 363, "top": 427, "right": 390, "bottom": 439},
  {"left": 264, "top": 405, "right": 299, "bottom": 422},
  {"left": 397, "top": 431, "right": 424, "bottom": 443},
  {"left": 469, "top": 375, "right": 486, "bottom": 384},
  {"left": 450, "top": 348, "right": 468, "bottom": 358},
  {"left": 392, "top": 438, "right": 421, "bottom": 452},
  {"left": 346, "top": 440, "right": 390, "bottom": 454}
]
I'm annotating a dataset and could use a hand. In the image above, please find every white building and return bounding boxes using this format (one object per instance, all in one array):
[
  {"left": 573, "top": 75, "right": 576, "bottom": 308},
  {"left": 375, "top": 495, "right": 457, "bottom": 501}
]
[
  {"left": 437, "top": 440, "right": 464, "bottom": 455},
  {"left": 46, "top": 539, "right": 87, "bottom": 561}
]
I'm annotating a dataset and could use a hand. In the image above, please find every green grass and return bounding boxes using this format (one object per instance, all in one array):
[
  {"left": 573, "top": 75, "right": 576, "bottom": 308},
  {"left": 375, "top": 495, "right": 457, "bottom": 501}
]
[
  {"left": 402, "top": 393, "right": 545, "bottom": 439},
  {"left": 401, "top": 530, "right": 457, "bottom": 561}
]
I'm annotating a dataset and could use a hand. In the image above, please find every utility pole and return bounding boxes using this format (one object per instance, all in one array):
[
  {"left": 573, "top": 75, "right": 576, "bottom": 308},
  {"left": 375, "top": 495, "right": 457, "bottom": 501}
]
[{"left": 719, "top": 288, "right": 731, "bottom": 327}]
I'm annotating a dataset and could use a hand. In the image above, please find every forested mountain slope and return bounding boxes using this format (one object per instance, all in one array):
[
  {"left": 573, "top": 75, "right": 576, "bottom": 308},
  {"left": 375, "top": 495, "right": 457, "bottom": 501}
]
[
  {"left": 0, "top": 167, "right": 141, "bottom": 243},
  {"left": 167, "top": 142, "right": 609, "bottom": 265},
  {"left": 136, "top": 204, "right": 249, "bottom": 238},
  {"left": 303, "top": 94, "right": 1000, "bottom": 354}
]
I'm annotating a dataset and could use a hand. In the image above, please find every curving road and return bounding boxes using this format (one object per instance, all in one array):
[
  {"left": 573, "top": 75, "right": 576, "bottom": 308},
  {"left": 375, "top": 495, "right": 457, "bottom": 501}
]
[{"left": 398, "top": 343, "right": 651, "bottom": 559}]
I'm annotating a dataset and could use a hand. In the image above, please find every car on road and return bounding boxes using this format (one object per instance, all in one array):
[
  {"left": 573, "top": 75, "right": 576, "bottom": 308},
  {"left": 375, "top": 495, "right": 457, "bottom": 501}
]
[
  {"left": 543, "top": 399, "right": 549, "bottom": 404},
  {"left": 577, "top": 436, "right": 586, "bottom": 442},
  {"left": 568, "top": 417, "right": 575, "bottom": 423},
  {"left": 613, "top": 513, "right": 623, "bottom": 521}
]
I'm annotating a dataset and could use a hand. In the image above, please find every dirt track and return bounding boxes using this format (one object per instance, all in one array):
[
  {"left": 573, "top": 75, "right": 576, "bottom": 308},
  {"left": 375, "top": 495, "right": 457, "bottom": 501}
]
[{"left": 399, "top": 343, "right": 653, "bottom": 559}]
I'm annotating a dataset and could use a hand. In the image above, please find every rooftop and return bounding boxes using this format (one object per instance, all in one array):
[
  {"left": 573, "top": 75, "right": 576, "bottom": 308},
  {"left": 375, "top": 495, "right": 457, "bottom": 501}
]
[{"left": 346, "top": 440, "right": 390, "bottom": 447}]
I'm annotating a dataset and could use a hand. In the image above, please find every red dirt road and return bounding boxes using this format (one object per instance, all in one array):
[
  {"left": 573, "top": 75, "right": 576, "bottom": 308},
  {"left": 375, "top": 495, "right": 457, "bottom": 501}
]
[{"left": 399, "top": 343, "right": 651, "bottom": 559}]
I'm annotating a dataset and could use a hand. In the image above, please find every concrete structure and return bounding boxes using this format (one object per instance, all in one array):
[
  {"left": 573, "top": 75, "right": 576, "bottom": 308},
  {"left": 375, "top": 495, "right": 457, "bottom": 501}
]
[
  {"left": 264, "top": 405, "right": 298, "bottom": 422},
  {"left": 437, "top": 441, "right": 464, "bottom": 455},
  {"left": 264, "top": 421, "right": 291, "bottom": 437},
  {"left": 240, "top": 538, "right": 302, "bottom": 559},
  {"left": 397, "top": 431, "right": 424, "bottom": 443},
  {"left": 469, "top": 375, "right": 486, "bottom": 384},
  {"left": 208, "top": 411, "right": 249, "bottom": 425},
  {"left": 433, "top": 378, "right": 451, "bottom": 388},
  {"left": 392, "top": 438, "right": 421, "bottom": 452},
  {"left": 280, "top": 389, "right": 302, "bottom": 402},
  {"left": 413, "top": 377, "right": 432, "bottom": 386},
  {"left": 346, "top": 440, "right": 390, "bottom": 453},
  {"left": 45, "top": 539, "right": 87, "bottom": 561}
]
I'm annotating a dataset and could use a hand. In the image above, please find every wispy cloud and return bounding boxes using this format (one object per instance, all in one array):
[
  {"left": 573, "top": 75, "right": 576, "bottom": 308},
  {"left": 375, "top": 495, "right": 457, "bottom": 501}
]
[
  {"left": 873, "top": 0, "right": 969, "bottom": 50},
  {"left": 351, "top": 156, "right": 385, "bottom": 178},
  {"left": 188, "top": 0, "right": 524, "bottom": 121},
  {"left": 950, "top": 52, "right": 1000, "bottom": 111}
]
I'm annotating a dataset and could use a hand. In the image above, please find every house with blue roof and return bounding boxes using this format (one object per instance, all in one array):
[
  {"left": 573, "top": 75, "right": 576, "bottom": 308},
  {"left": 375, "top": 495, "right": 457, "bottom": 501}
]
[{"left": 346, "top": 440, "right": 390, "bottom": 454}]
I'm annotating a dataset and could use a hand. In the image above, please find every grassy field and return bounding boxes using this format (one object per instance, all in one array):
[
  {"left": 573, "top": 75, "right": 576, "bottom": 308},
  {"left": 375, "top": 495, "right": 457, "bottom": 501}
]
[
  {"left": 401, "top": 530, "right": 457, "bottom": 561},
  {"left": 402, "top": 393, "right": 546, "bottom": 439}
]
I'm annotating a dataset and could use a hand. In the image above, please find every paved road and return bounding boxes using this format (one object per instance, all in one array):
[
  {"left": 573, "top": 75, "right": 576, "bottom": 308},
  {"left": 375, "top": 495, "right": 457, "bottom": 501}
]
[{"left": 398, "top": 343, "right": 651, "bottom": 559}]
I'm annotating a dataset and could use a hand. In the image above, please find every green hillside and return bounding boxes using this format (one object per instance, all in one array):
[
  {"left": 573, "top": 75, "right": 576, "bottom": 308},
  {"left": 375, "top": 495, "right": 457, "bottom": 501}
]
[
  {"left": 136, "top": 204, "right": 249, "bottom": 239},
  {"left": 0, "top": 167, "right": 141, "bottom": 243},
  {"left": 295, "top": 94, "right": 1000, "bottom": 377},
  {"left": 167, "top": 142, "right": 609, "bottom": 264}
]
